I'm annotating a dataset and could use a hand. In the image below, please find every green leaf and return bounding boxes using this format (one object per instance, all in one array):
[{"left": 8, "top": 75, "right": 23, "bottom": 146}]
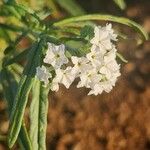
[
  {"left": 0, "top": 5, "right": 21, "bottom": 18},
  {"left": 30, "top": 80, "right": 40, "bottom": 150},
  {"left": 113, "top": 0, "right": 126, "bottom": 10},
  {"left": 18, "top": 123, "right": 32, "bottom": 150},
  {"left": 0, "top": 68, "right": 32, "bottom": 150},
  {"left": 80, "top": 25, "right": 94, "bottom": 40},
  {"left": 0, "top": 23, "right": 24, "bottom": 32},
  {"left": 54, "top": 14, "right": 148, "bottom": 41},
  {"left": 38, "top": 85, "right": 49, "bottom": 150},
  {"left": 117, "top": 52, "right": 128, "bottom": 63},
  {"left": 8, "top": 39, "right": 45, "bottom": 148},
  {"left": 11, "top": 63, "right": 23, "bottom": 76},
  {"left": 30, "top": 80, "right": 49, "bottom": 150},
  {"left": 4, "top": 48, "right": 29, "bottom": 66},
  {"left": 4, "top": 0, "right": 16, "bottom": 5},
  {"left": 0, "top": 29, "right": 11, "bottom": 43},
  {"left": 56, "top": 0, "right": 85, "bottom": 16},
  {"left": 58, "top": 27, "right": 80, "bottom": 36}
]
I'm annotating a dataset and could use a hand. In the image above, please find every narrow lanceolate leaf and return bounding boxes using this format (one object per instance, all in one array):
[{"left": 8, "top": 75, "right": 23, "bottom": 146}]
[
  {"left": 4, "top": 48, "right": 29, "bottom": 66},
  {"left": 0, "top": 69, "right": 32, "bottom": 149},
  {"left": 56, "top": 0, "right": 85, "bottom": 16},
  {"left": 38, "top": 85, "right": 49, "bottom": 150},
  {"left": 0, "top": 23, "right": 24, "bottom": 32},
  {"left": 30, "top": 80, "right": 49, "bottom": 150},
  {"left": 113, "top": 0, "right": 126, "bottom": 10},
  {"left": 8, "top": 39, "right": 44, "bottom": 148},
  {"left": 54, "top": 14, "right": 148, "bottom": 41},
  {"left": 30, "top": 80, "right": 40, "bottom": 150},
  {"left": 18, "top": 123, "right": 32, "bottom": 150},
  {"left": 117, "top": 52, "right": 128, "bottom": 63}
]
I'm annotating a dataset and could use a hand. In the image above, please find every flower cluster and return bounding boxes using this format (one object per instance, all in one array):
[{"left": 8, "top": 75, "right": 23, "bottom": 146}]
[{"left": 36, "top": 24, "right": 121, "bottom": 95}]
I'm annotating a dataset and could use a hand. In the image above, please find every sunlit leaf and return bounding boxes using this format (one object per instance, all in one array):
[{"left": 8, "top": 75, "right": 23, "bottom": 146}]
[
  {"left": 8, "top": 39, "right": 45, "bottom": 148},
  {"left": 54, "top": 14, "right": 148, "bottom": 41}
]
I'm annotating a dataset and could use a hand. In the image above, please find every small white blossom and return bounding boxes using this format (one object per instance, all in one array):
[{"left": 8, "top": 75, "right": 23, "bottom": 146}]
[
  {"left": 98, "top": 48, "right": 120, "bottom": 79},
  {"left": 88, "top": 80, "right": 114, "bottom": 95},
  {"left": 100, "top": 81, "right": 113, "bottom": 93},
  {"left": 90, "top": 26, "right": 112, "bottom": 50},
  {"left": 77, "top": 69, "right": 102, "bottom": 88},
  {"left": 103, "top": 46, "right": 117, "bottom": 62},
  {"left": 88, "top": 83, "right": 103, "bottom": 95},
  {"left": 36, "top": 65, "right": 52, "bottom": 85},
  {"left": 51, "top": 78, "right": 59, "bottom": 92},
  {"left": 71, "top": 56, "right": 92, "bottom": 75},
  {"left": 43, "top": 43, "right": 68, "bottom": 69},
  {"left": 86, "top": 49, "right": 103, "bottom": 68},
  {"left": 90, "top": 45, "right": 107, "bottom": 55},
  {"left": 103, "top": 24, "right": 118, "bottom": 41},
  {"left": 55, "top": 67, "right": 75, "bottom": 89},
  {"left": 99, "top": 60, "right": 120, "bottom": 79}
]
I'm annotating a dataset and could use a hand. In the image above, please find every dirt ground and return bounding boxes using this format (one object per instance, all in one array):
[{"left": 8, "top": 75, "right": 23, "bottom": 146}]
[{"left": 0, "top": 0, "right": 150, "bottom": 150}]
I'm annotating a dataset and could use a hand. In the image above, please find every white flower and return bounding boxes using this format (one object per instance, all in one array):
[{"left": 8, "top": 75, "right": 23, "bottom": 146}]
[
  {"left": 100, "top": 81, "right": 113, "bottom": 93},
  {"left": 102, "top": 24, "right": 118, "bottom": 41},
  {"left": 36, "top": 65, "right": 52, "bottom": 85},
  {"left": 55, "top": 67, "right": 75, "bottom": 89},
  {"left": 51, "top": 78, "right": 59, "bottom": 92},
  {"left": 77, "top": 69, "right": 102, "bottom": 88},
  {"left": 109, "top": 71, "right": 121, "bottom": 86},
  {"left": 40, "top": 24, "right": 121, "bottom": 95},
  {"left": 88, "top": 80, "right": 113, "bottom": 95},
  {"left": 99, "top": 60, "right": 120, "bottom": 79},
  {"left": 103, "top": 46, "right": 117, "bottom": 62},
  {"left": 86, "top": 49, "right": 103, "bottom": 68},
  {"left": 98, "top": 48, "right": 120, "bottom": 79},
  {"left": 43, "top": 43, "right": 68, "bottom": 69},
  {"left": 71, "top": 56, "right": 92, "bottom": 75},
  {"left": 90, "top": 26, "right": 112, "bottom": 50},
  {"left": 91, "top": 45, "right": 107, "bottom": 55},
  {"left": 88, "top": 83, "right": 103, "bottom": 95}
]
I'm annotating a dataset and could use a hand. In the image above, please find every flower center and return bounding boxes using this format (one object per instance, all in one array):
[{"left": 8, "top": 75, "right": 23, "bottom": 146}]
[
  {"left": 78, "top": 62, "right": 81, "bottom": 66},
  {"left": 91, "top": 55, "right": 95, "bottom": 59},
  {"left": 56, "top": 54, "right": 60, "bottom": 58}
]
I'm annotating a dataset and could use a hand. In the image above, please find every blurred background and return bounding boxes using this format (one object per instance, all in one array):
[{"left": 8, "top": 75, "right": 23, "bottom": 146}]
[{"left": 0, "top": 0, "right": 150, "bottom": 149}]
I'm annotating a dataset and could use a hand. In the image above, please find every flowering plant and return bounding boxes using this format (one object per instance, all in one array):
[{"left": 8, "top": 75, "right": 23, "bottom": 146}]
[
  {"left": 36, "top": 24, "right": 121, "bottom": 95},
  {"left": 0, "top": 0, "right": 148, "bottom": 149}
]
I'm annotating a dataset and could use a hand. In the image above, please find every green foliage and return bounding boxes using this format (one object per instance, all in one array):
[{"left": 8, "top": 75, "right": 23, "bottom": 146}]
[
  {"left": 113, "top": 0, "right": 126, "bottom": 10},
  {"left": 55, "top": 0, "right": 85, "bottom": 16},
  {"left": 116, "top": 52, "right": 128, "bottom": 63},
  {"left": 30, "top": 80, "right": 40, "bottom": 150},
  {"left": 0, "top": 67, "right": 32, "bottom": 149},
  {"left": 38, "top": 86, "right": 49, "bottom": 150},
  {"left": 8, "top": 40, "right": 45, "bottom": 148},
  {"left": 80, "top": 25, "right": 94, "bottom": 40},
  {"left": 30, "top": 80, "right": 49, "bottom": 150}
]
